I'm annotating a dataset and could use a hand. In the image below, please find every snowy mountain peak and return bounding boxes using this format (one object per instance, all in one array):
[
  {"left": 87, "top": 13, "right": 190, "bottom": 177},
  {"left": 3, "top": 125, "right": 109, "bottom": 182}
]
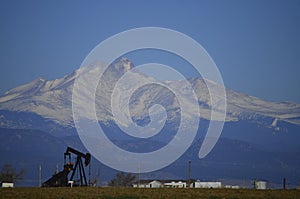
[
  {"left": 0, "top": 58, "right": 300, "bottom": 131},
  {"left": 112, "top": 57, "right": 135, "bottom": 73},
  {"left": 1, "top": 77, "right": 46, "bottom": 102}
]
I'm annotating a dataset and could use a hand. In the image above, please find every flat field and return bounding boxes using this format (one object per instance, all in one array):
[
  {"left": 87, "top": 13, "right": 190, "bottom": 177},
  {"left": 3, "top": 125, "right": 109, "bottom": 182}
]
[{"left": 0, "top": 187, "right": 299, "bottom": 199}]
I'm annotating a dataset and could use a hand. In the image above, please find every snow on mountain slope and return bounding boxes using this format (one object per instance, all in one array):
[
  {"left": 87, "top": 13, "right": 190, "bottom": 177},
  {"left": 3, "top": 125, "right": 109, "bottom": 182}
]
[
  {"left": 0, "top": 57, "right": 300, "bottom": 131},
  {"left": 225, "top": 88, "right": 300, "bottom": 125}
]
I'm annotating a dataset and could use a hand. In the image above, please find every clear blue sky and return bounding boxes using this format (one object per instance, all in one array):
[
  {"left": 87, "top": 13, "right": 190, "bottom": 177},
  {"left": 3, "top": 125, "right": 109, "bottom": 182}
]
[{"left": 0, "top": 0, "right": 299, "bottom": 103}]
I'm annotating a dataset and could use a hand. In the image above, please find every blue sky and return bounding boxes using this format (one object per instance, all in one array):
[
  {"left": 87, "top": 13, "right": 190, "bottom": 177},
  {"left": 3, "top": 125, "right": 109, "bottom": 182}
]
[{"left": 0, "top": 0, "right": 299, "bottom": 103}]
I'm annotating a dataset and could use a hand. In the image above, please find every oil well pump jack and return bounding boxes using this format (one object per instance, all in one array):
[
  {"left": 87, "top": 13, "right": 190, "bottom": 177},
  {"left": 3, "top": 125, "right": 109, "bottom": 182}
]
[{"left": 42, "top": 147, "right": 91, "bottom": 187}]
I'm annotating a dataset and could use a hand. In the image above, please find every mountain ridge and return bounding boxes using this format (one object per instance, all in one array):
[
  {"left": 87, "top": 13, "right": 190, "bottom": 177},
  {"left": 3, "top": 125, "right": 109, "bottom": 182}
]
[{"left": 0, "top": 58, "right": 299, "bottom": 133}]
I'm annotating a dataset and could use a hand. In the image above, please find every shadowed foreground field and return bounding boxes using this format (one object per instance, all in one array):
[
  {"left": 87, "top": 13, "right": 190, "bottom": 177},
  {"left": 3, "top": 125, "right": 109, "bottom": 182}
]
[{"left": 0, "top": 187, "right": 299, "bottom": 199}]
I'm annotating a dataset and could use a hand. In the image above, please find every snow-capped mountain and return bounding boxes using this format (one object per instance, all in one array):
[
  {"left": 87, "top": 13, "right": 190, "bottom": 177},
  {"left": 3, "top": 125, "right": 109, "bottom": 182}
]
[{"left": 0, "top": 57, "right": 299, "bottom": 132}]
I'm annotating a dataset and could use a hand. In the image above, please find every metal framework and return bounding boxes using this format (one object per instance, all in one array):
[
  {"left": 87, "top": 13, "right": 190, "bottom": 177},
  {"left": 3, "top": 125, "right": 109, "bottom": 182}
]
[{"left": 42, "top": 147, "right": 91, "bottom": 187}]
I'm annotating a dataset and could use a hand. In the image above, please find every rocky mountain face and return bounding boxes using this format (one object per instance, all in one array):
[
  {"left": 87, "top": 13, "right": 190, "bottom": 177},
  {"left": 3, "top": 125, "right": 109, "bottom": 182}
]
[{"left": 0, "top": 57, "right": 300, "bottom": 187}]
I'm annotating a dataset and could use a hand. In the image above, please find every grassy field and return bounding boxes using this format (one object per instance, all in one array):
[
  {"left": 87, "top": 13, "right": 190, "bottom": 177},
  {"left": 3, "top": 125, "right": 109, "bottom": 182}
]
[{"left": 0, "top": 187, "right": 299, "bottom": 199}]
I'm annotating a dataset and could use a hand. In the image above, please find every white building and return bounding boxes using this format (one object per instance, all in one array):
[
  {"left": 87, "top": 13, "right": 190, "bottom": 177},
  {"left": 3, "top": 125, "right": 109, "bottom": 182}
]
[
  {"left": 1, "top": 182, "right": 14, "bottom": 188},
  {"left": 133, "top": 180, "right": 162, "bottom": 188},
  {"left": 225, "top": 185, "right": 240, "bottom": 189},
  {"left": 163, "top": 181, "right": 186, "bottom": 188},
  {"left": 191, "top": 180, "right": 222, "bottom": 188},
  {"left": 133, "top": 180, "right": 187, "bottom": 188},
  {"left": 254, "top": 181, "right": 267, "bottom": 190}
]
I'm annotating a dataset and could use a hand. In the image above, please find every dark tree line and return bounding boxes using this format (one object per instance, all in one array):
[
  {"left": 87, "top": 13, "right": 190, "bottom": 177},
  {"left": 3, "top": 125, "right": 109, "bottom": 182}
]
[
  {"left": 108, "top": 172, "right": 136, "bottom": 187},
  {"left": 0, "top": 164, "right": 25, "bottom": 183}
]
